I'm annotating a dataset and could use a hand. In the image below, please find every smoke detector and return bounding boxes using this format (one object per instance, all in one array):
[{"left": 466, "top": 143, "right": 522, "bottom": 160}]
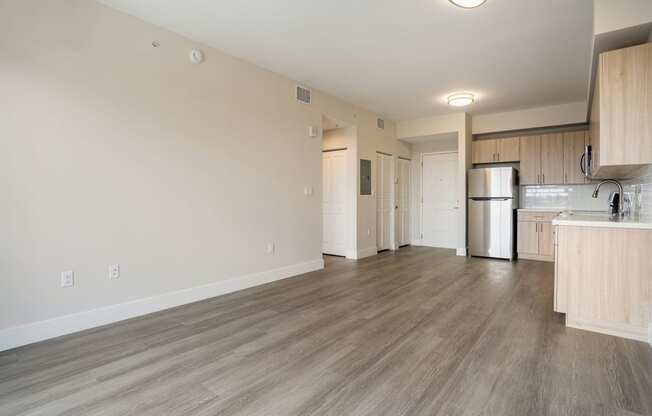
[{"left": 189, "top": 49, "right": 204, "bottom": 64}]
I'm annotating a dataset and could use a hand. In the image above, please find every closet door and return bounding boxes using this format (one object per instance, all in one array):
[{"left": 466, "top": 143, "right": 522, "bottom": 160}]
[{"left": 322, "top": 150, "right": 347, "bottom": 256}]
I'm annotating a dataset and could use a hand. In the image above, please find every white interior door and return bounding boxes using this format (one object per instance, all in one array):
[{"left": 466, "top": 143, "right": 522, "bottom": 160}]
[
  {"left": 396, "top": 158, "right": 411, "bottom": 247},
  {"left": 422, "top": 152, "right": 459, "bottom": 249},
  {"left": 376, "top": 153, "right": 393, "bottom": 251},
  {"left": 322, "top": 150, "right": 347, "bottom": 256}
]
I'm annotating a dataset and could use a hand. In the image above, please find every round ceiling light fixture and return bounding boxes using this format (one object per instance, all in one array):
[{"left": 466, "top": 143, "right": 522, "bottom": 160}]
[
  {"left": 448, "top": 0, "right": 487, "bottom": 8},
  {"left": 447, "top": 93, "right": 475, "bottom": 107}
]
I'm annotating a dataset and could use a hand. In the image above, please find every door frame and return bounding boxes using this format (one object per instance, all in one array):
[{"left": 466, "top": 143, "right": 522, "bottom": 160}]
[
  {"left": 395, "top": 157, "right": 411, "bottom": 248},
  {"left": 375, "top": 151, "right": 395, "bottom": 252},
  {"left": 322, "top": 148, "right": 351, "bottom": 257},
  {"left": 420, "top": 151, "right": 460, "bottom": 249}
]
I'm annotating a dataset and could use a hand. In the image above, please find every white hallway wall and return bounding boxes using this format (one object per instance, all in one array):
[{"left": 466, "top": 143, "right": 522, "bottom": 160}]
[
  {"left": 409, "top": 135, "right": 459, "bottom": 245},
  {"left": 0, "top": 0, "right": 408, "bottom": 350},
  {"left": 397, "top": 113, "right": 472, "bottom": 255}
]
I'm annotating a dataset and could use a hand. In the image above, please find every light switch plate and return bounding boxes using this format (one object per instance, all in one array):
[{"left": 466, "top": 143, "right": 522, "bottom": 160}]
[
  {"left": 61, "top": 271, "right": 74, "bottom": 288},
  {"left": 109, "top": 264, "right": 120, "bottom": 280},
  {"left": 266, "top": 242, "right": 275, "bottom": 254}
]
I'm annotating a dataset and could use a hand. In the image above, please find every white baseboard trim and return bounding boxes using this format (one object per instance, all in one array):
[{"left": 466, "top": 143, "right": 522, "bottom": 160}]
[
  {"left": 456, "top": 248, "right": 468, "bottom": 257},
  {"left": 410, "top": 239, "right": 423, "bottom": 246},
  {"left": 0, "top": 258, "right": 324, "bottom": 352}
]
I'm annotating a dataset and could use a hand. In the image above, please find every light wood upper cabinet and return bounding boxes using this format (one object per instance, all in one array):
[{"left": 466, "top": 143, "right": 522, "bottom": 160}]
[
  {"left": 472, "top": 137, "right": 520, "bottom": 164},
  {"left": 496, "top": 137, "right": 520, "bottom": 162},
  {"left": 472, "top": 139, "right": 497, "bottom": 164},
  {"left": 590, "top": 78, "right": 601, "bottom": 175},
  {"left": 540, "top": 133, "right": 564, "bottom": 185},
  {"left": 591, "top": 42, "right": 652, "bottom": 178},
  {"left": 519, "top": 136, "right": 541, "bottom": 185},
  {"left": 563, "top": 131, "right": 587, "bottom": 184}
]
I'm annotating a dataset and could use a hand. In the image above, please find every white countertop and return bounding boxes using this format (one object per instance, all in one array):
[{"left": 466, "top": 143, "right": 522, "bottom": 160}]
[{"left": 552, "top": 212, "right": 652, "bottom": 230}]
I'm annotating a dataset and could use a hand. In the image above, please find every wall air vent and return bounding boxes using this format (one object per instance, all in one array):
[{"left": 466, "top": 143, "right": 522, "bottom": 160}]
[
  {"left": 296, "top": 86, "right": 311, "bottom": 104},
  {"left": 377, "top": 118, "right": 385, "bottom": 130}
]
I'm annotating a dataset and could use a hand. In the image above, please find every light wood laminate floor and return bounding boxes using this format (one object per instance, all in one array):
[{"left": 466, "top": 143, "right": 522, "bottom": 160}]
[{"left": 1, "top": 247, "right": 651, "bottom": 416}]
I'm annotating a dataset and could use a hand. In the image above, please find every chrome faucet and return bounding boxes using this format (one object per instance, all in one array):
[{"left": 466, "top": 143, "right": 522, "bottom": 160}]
[{"left": 592, "top": 179, "right": 624, "bottom": 216}]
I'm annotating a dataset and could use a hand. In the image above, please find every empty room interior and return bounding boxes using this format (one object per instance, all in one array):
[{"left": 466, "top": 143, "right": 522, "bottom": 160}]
[{"left": 3, "top": 0, "right": 652, "bottom": 415}]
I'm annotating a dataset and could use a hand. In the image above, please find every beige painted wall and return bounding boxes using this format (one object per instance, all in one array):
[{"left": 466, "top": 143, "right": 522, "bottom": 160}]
[
  {"left": 593, "top": 0, "right": 652, "bottom": 35},
  {"left": 0, "top": 0, "right": 407, "bottom": 335},
  {"left": 471, "top": 102, "right": 587, "bottom": 135}
]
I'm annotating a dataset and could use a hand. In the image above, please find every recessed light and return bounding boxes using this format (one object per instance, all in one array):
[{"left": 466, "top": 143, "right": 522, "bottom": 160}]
[
  {"left": 449, "top": 0, "right": 487, "bottom": 9},
  {"left": 448, "top": 93, "right": 475, "bottom": 107}
]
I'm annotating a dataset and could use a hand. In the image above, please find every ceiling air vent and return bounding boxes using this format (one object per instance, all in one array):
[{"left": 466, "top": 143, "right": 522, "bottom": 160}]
[
  {"left": 296, "top": 86, "right": 311, "bottom": 104},
  {"left": 377, "top": 118, "right": 385, "bottom": 130}
]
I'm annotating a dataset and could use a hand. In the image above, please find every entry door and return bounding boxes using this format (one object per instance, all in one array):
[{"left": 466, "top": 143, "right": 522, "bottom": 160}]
[
  {"left": 322, "top": 150, "right": 347, "bottom": 256},
  {"left": 395, "top": 158, "right": 411, "bottom": 247},
  {"left": 376, "top": 153, "right": 393, "bottom": 251},
  {"left": 422, "top": 152, "right": 459, "bottom": 249}
]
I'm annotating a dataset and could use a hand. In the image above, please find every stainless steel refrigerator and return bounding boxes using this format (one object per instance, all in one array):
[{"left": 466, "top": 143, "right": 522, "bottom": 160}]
[{"left": 468, "top": 167, "right": 518, "bottom": 260}]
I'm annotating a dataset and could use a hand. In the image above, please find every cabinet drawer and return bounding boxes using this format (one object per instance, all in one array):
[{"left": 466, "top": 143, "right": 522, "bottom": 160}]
[{"left": 517, "top": 211, "right": 560, "bottom": 222}]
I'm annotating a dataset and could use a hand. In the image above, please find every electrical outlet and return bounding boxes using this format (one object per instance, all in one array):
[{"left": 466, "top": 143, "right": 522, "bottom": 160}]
[
  {"left": 266, "top": 242, "right": 275, "bottom": 254},
  {"left": 367, "top": 228, "right": 371, "bottom": 236},
  {"left": 304, "top": 186, "right": 314, "bottom": 196},
  {"left": 61, "top": 271, "right": 74, "bottom": 288},
  {"left": 109, "top": 264, "right": 120, "bottom": 280}
]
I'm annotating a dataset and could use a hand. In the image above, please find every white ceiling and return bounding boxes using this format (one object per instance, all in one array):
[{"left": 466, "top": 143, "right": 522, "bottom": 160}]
[{"left": 97, "top": 0, "right": 594, "bottom": 121}]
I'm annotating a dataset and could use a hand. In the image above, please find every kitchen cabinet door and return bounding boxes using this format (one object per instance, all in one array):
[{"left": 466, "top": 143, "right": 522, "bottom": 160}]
[
  {"left": 600, "top": 43, "right": 652, "bottom": 167},
  {"left": 539, "top": 222, "right": 555, "bottom": 258},
  {"left": 540, "top": 133, "right": 564, "bottom": 185},
  {"left": 472, "top": 140, "right": 497, "bottom": 164},
  {"left": 590, "top": 79, "right": 601, "bottom": 175},
  {"left": 519, "top": 136, "right": 541, "bottom": 185},
  {"left": 497, "top": 137, "right": 520, "bottom": 162},
  {"left": 563, "top": 131, "right": 587, "bottom": 184},
  {"left": 517, "top": 221, "right": 539, "bottom": 255}
]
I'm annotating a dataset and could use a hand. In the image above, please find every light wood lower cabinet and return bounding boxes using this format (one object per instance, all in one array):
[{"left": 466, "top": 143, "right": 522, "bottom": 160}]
[
  {"left": 555, "top": 225, "right": 652, "bottom": 342},
  {"left": 517, "top": 211, "right": 559, "bottom": 262}
]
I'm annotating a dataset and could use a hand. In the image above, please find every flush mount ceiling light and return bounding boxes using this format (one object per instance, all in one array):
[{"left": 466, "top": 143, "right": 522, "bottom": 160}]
[
  {"left": 448, "top": 93, "right": 475, "bottom": 107},
  {"left": 448, "top": 0, "right": 487, "bottom": 8}
]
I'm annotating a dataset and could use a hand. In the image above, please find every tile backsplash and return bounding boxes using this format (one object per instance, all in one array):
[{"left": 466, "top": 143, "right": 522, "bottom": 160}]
[
  {"left": 625, "top": 165, "right": 652, "bottom": 218},
  {"left": 521, "top": 165, "right": 652, "bottom": 217},
  {"left": 521, "top": 184, "right": 616, "bottom": 211}
]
